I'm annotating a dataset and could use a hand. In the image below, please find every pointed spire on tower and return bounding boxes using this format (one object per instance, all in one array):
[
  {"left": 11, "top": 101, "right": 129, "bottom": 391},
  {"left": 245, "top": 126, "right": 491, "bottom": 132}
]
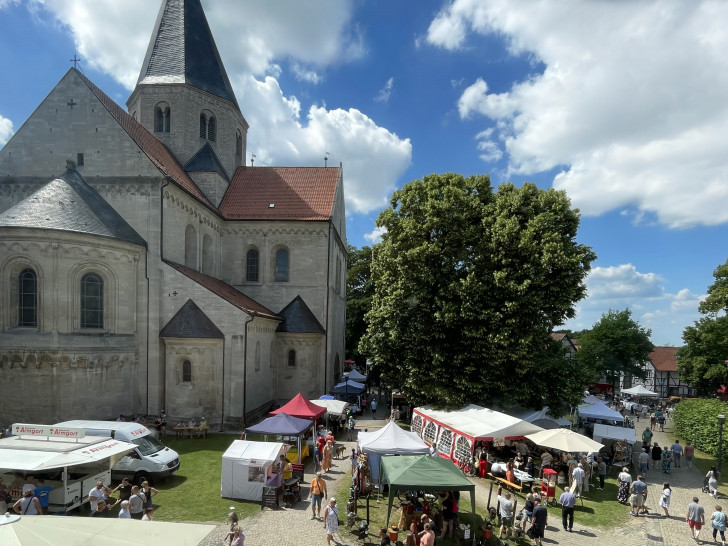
[{"left": 136, "top": 0, "right": 239, "bottom": 108}]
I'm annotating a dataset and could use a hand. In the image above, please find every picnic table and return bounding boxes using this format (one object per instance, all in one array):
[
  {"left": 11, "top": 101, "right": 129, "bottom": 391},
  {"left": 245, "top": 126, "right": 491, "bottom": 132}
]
[{"left": 174, "top": 425, "right": 208, "bottom": 438}]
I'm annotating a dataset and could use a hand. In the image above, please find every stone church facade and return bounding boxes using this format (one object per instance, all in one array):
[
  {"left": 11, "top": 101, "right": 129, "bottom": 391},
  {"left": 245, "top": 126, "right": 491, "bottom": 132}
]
[{"left": 0, "top": 0, "right": 347, "bottom": 428}]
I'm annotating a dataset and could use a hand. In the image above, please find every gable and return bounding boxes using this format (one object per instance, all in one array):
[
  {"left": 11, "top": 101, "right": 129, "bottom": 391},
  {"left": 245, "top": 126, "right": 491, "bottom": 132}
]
[
  {"left": 160, "top": 299, "right": 224, "bottom": 338},
  {"left": 277, "top": 296, "right": 326, "bottom": 334}
]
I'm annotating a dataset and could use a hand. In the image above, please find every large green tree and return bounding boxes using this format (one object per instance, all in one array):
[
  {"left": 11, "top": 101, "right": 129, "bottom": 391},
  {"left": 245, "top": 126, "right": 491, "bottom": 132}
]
[
  {"left": 677, "top": 258, "right": 728, "bottom": 395},
  {"left": 359, "top": 173, "right": 596, "bottom": 414},
  {"left": 346, "top": 244, "right": 373, "bottom": 369},
  {"left": 576, "top": 309, "right": 654, "bottom": 390}
]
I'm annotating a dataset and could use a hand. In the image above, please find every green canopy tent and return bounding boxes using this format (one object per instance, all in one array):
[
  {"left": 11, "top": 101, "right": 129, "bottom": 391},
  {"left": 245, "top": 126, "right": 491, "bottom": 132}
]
[{"left": 380, "top": 455, "right": 476, "bottom": 544}]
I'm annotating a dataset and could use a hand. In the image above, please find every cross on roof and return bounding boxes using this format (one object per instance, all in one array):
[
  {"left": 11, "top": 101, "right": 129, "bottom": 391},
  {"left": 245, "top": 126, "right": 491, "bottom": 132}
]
[{"left": 70, "top": 54, "right": 81, "bottom": 68}]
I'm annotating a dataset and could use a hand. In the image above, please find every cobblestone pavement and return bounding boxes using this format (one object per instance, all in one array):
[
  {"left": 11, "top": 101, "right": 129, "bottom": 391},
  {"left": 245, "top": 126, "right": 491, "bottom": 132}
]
[{"left": 197, "top": 417, "right": 716, "bottom": 545}]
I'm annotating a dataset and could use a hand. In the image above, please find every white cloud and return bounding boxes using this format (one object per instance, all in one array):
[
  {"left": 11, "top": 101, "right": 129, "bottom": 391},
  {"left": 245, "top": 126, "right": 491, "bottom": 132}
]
[
  {"left": 24, "top": 0, "right": 408, "bottom": 215},
  {"left": 0, "top": 114, "right": 13, "bottom": 146},
  {"left": 561, "top": 264, "right": 704, "bottom": 345},
  {"left": 474, "top": 129, "right": 502, "bottom": 163},
  {"left": 374, "top": 77, "right": 394, "bottom": 104},
  {"left": 430, "top": 0, "right": 728, "bottom": 228},
  {"left": 364, "top": 225, "right": 387, "bottom": 244},
  {"left": 0, "top": 0, "right": 20, "bottom": 8}
]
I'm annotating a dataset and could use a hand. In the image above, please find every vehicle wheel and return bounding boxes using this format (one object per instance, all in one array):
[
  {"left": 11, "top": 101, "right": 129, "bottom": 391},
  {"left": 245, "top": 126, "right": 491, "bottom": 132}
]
[{"left": 135, "top": 471, "right": 152, "bottom": 486}]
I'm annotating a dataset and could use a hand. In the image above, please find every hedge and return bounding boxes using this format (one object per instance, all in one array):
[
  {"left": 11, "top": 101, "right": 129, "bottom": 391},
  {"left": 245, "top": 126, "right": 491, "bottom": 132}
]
[{"left": 672, "top": 398, "right": 728, "bottom": 463}]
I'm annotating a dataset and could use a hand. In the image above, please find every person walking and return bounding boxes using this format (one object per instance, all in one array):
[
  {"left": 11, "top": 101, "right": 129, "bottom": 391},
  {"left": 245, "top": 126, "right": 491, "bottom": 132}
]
[
  {"left": 323, "top": 498, "right": 339, "bottom": 546},
  {"left": 642, "top": 427, "right": 653, "bottom": 449},
  {"left": 530, "top": 497, "right": 548, "bottom": 546},
  {"left": 559, "top": 486, "right": 576, "bottom": 532},
  {"left": 638, "top": 448, "right": 650, "bottom": 474},
  {"left": 661, "top": 446, "right": 673, "bottom": 474},
  {"left": 371, "top": 397, "right": 378, "bottom": 418},
  {"left": 708, "top": 466, "right": 720, "bottom": 497},
  {"left": 630, "top": 475, "right": 648, "bottom": 516},
  {"left": 572, "top": 463, "right": 585, "bottom": 497},
  {"left": 713, "top": 505, "right": 727, "bottom": 546},
  {"left": 617, "top": 467, "right": 632, "bottom": 504},
  {"left": 322, "top": 440, "right": 333, "bottom": 472},
  {"left": 496, "top": 486, "right": 515, "bottom": 540},
  {"left": 685, "top": 441, "right": 695, "bottom": 468},
  {"left": 659, "top": 483, "right": 672, "bottom": 517},
  {"left": 651, "top": 442, "right": 662, "bottom": 470},
  {"left": 597, "top": 457, "right": 607, "bottom": 490},
  {"left": 309, "top": 471, "right": 327, "bottom": 519},
  {"left": 129, "top": 485, "right": 145, "bottom": 520},
  {"left": 671, "top": 440, "right": 683, "bottom": 468},
  {"left": 687, "top": 496, "right": 706, "bottom": 542}
]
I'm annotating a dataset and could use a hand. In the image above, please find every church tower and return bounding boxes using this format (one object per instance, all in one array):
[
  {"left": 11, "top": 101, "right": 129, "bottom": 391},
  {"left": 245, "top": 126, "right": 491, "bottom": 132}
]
[{"left": 126, "top": 0, "right": 248, "bottom": 206}]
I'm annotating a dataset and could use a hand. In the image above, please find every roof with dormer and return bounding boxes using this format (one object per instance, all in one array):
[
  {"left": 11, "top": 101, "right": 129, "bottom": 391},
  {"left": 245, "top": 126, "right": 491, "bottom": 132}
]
[
  {"left": 220, "top": 166, "right": 340, "bottom": 221},
  {"left": 136, "top": 0, "right": 239, "bottom": 108},
  {"left": 74, "top": 69, "right": 216, "bottom": 211},
  {"left": 0, "top": 168, "right": 146, "bottom": 247},
  {"left": 184, "top": 142, "right": 229, "bottom": 181},
  {"left": 159, "top": 299, "right": 224, "bottom": 338}
]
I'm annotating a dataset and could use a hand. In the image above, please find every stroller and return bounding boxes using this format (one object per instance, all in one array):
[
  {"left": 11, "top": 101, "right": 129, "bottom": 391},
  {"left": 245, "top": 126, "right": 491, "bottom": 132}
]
[{"left": 703, "top": 476, "right": 711, "bottom": 494}]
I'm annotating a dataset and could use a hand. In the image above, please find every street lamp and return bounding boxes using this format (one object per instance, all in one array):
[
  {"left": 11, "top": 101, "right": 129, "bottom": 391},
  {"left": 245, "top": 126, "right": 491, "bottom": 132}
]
[{"left": 718, "top": 414, "right": 726, "bottom": 473}]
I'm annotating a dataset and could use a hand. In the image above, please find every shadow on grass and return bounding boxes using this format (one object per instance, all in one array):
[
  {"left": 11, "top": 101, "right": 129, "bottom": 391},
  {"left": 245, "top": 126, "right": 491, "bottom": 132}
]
[{"left": 162, "top": 474, "right": 188, "bottom": 489}]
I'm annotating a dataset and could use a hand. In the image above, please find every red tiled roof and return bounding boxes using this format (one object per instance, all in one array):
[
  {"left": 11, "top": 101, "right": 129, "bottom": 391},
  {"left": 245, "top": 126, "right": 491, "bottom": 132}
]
[
  {"left": 650, "top": 346, "right": 679, "bottom": 372},
  {"left": 74, "top": 69, "right": 216, "bottom": 211},
  {"left": 164, "top": 260, "right": 280, "bottom": 320},
  {"left": 550, "top": 332, "right": 566, "bottom": 342},
  {"left": 220, "top": 166, "right": 339, "bottom": 221}
]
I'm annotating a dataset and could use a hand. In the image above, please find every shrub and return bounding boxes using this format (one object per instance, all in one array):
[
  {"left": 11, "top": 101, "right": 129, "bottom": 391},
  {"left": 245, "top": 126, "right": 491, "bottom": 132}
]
[{"left": 672, "top": 399, "right": 728, "bottom": 462}]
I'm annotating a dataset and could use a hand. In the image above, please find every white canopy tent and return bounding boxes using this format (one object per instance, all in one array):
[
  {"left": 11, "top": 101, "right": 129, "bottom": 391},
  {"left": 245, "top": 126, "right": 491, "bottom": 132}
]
[
  {"left": 621, "top": 385, "right": 658, "bottom": 397},
  {"left": 0, "top": 436, "right": 136, "bottom": 471},
  {"left": 577, "top": 402, "right": 624, "bottom": 423},
  {"left": 357, "top": 421, "right": 430, "bottom": 481},
  {"left": 0, "top": 514, "right": 214, "bottom": 546},
  {"left": 221, "top": 440, "right": 289, "bottom": 501},
  {"left": 592, "top": 424, "right": 636, "bottom": 444},
  {"left": 310, "top": 399, "right": 349, "bottom": 416}
]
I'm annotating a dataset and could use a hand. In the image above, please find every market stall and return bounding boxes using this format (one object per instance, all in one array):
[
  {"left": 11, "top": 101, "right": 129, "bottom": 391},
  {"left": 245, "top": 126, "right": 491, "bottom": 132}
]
[
  {"left": 221, "top": 440, "right": 289, "bottom": 501},
  {"left": 271, "top": 393, "right": 326, "bottom": 421},
  {"left": 621, "top": 385, "right": 658, "bottom": 397},
  {"left": 412, "top": 404, "right": 544, "bottom": 463},
  {"left": 330, "top": 379, "right": 366, "bottom": 395},
  {"left": 380, "top": 455, "right": 476, "bottom": 545},
  {"left": 358, "top": 421, "right": 430, "bottom": 481},
  {"left": 244, "top": 413, "right": 313, "bottom": 463},
  {"left": 347, "top": 369, "right": 367, "bottom": 382},
  {"left": 592, "top": 424, "right": 636, "bottom": 444},
  {"left": 577, "top": 401, "right": 624, "bottom": 424}
]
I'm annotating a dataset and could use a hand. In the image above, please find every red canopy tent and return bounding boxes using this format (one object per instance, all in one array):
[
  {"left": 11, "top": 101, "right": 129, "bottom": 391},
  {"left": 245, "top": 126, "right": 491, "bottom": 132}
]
[{"left": 271, "top": 392, "right": 326, "bottom": 420}]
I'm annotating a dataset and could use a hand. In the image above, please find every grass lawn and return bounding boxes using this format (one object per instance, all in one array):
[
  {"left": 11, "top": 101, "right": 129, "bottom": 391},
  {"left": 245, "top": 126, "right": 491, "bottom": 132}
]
[{"left": 151, "top": 433, "right": 262, "bottom": 523}]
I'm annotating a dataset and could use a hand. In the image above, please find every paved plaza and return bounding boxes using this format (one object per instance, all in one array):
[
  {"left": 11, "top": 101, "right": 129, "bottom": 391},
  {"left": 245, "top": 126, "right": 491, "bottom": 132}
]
[{"left": 198, "top": 418, "right": 719, "bottom": 545}]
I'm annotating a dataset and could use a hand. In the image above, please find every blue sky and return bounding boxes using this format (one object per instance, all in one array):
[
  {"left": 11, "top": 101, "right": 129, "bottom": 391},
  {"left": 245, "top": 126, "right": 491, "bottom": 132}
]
[{"left": 1, "top": 0, "right": 727, "bottom": 347}]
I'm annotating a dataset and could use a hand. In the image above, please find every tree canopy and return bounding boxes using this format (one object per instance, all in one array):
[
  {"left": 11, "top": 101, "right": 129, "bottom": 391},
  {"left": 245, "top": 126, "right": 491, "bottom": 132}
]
[
  {"left": 677, "top": 258, "right": 728, "bottom": 395},
  {"left": 575, "top": 308, "right": 654, "bottom": 390},
  {"left": 359, "top": 173, "right": 596, "bottom": 414},
  {"left": 346, "top": 244, "right": 373, "bottom": 369}
]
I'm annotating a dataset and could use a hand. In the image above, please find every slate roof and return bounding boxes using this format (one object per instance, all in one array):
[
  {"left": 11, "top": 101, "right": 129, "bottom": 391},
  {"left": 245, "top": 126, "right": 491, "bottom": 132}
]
[
  {"left": 220, "top": 166, "right": 340, "bottom": 221},
  {"left": 184, "top": 142, "right": 229, "bottom": 181},
  {"left": 74, "top": 69, "right": 216, "bottom": 211},
  {"left": 164, "top": 260, "right": 280, "bottom": 320},
  {"left": 136, "top": 0, "right": 239, "bottom": 108},
  {"left": 276, "top": 296, "right": 326, "bottom": 334},
  {"left": 159, "top": 299, "right": 224, "bottom": 338},
  {"left": 650, "top": 346, "right": 679, "bottom": 372},
  {"left": 0, "top": 169, "right": 146, "bottom": 247}
]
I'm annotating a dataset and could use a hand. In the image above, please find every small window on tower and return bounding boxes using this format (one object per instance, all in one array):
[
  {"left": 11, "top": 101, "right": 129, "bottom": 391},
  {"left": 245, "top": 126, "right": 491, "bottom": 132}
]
[
  {"left": 77, "top": 153, "right": 84, "bottom": 166},
  {"left": 199, "top": 114, "right": 206, "bottom": 138},
  {"left": 208, "top": 116, "right": 216, "bottom": 141}
]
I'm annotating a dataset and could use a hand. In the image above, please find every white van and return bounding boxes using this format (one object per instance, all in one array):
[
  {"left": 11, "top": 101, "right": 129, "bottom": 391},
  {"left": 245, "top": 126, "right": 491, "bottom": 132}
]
[{"left": 55, "top": 420, "right": 180, "bottom": 485}]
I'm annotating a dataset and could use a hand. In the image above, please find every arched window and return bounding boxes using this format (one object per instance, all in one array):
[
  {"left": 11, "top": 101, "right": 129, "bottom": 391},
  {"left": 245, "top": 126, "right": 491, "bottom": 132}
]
[
  {"left": 255, "top": 341, "right": 261, "bottom": 371},
  {"left": 438, "top": 428, "right": 454, "bottom": 458},
  {"left": 81, "top": 273, "right": 104, "bottom": 329},
  {"left": 207, "top": 116, "right": 216, "bottom": 141},
  {"left": 235, "top": 131, "right": 243, "bottom": 166},
  {"left": 155, "top": 103, "right": 170, "bottom": 133},
  {"left": 18, "top": 269, "right": 38, "bottom": 327},
  {"left": 185, "top": 225, "right": 197, "bottom": 269},
  {"left": 287, "top": 349, "right": 296, "bottom": 368},
  {"left": 246, "top": 249, "right": 259, "bottom": 282},
  {"left": 199, "top": 114, "right": 207, "bottom": 139},
  {"left": 412, "top": 414, "right": 423, "bottom": 436},
  {"left": 454, "top": 436, "right": 472, "bottom": 463},
  {"left": 202, "top": 234, "right": 213, "bottom": 274},
  {"left": 423, "top": 421, "right": 438, "bottom": 446},
  {"left": 182, "top": 359, "right": 192, "bottom": 383},
  {"left": 275, "top": 248, "right": 289, "bottom": 282}
]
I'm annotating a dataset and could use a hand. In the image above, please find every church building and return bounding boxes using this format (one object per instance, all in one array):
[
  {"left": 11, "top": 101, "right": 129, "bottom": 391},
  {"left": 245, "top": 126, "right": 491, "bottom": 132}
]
[{"left": 0, "top": 0, "right": 347, "bottom": 428}]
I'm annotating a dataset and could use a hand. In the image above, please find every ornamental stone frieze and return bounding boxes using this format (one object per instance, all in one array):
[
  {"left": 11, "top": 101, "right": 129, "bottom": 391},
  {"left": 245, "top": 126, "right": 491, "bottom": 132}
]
[
  {"left": 225, "top": 227, "right": 326, "bottom": 238},
  {"left": 0, "top": 350, "right": 138, "bottom": 370},
  {"left": 93, "top": 184, "right": 150, "bottom": 198}
]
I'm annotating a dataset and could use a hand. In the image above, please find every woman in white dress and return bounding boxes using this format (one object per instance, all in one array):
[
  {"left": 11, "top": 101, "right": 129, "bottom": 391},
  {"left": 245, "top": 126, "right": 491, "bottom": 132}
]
[
  {"left": 323, "top": 497, "right": 339, "bottom": 546},
  {"left": 659, "top": 482, "right": 671, "bottom": 517},
  {"left": 708, "top": 466, "right": 720, "bottom": 497}
]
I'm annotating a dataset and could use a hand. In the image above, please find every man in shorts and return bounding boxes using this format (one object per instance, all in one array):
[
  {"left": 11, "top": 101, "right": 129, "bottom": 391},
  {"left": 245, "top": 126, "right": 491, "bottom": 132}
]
[
  {"left": 630, "top": 475, "right": 647, "bottom": 516},
  {"left": 686, "top": 496, "right": 705, "bottom": 541},
  {"left": 309, "top": 471, "right": 327, "bottom": 519},
  {"left": 497, "top": 486, "right": 514, "bottom": 540},
  {"left": 530, "top": 497, "right": 548, "bottom": 546}
]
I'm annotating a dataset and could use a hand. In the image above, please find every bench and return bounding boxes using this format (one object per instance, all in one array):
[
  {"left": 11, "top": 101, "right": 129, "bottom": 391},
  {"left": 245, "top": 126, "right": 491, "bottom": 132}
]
[
  {"left": 488, "top": 473, "right": 522, "bottom": 491},
  {"left": 174, "top": 426, "right": 208, "bottom": 439}
]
